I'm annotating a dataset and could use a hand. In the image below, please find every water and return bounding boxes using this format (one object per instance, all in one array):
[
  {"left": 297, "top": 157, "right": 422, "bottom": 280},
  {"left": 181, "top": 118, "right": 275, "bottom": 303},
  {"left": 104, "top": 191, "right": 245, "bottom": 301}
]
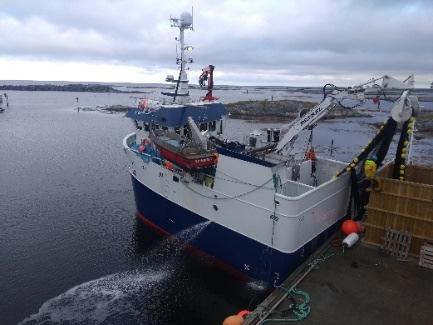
[
  {"left": 19, "top": 222, "right": 210, "bottom": 324},
  {"left": 1, "top": 87, "right": 432, "bottom": 324},
  {"left": 0, "top": 91, "right": 264, "bottom": 325},
  {"left": 19, "top": 269, "right": 171, "bottom": 324}
]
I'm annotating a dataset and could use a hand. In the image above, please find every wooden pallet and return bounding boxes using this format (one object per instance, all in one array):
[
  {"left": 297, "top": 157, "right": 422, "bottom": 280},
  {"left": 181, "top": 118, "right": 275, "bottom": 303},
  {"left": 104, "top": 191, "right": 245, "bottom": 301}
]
[
  {"left": 382, "top": 227, "right": 411, "bottom": 260},
  {"left": 419, "top": 243, "right": 433, "bottom": 270}
]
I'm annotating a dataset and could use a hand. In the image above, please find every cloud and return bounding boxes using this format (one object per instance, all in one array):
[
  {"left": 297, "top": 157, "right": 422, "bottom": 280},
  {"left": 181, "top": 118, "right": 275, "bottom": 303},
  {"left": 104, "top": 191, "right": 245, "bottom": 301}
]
[{"left": 0, "top": 0, "right": 432, "bottom": 86}]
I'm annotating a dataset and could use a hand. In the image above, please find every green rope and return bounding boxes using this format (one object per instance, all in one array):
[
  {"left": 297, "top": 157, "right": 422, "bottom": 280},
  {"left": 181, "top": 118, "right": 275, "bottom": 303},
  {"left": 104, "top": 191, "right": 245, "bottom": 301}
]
[
  {"left": 252, "top": 244, "right": 344, "bottom": 324},
  {"left": 261, "top": 288, "right": 311, "bottom": 323}
]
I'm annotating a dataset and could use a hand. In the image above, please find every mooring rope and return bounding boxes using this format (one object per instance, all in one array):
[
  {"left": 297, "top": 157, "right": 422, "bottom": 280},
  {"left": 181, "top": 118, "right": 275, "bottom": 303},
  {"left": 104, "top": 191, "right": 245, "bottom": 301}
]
[{"left": 181, "top": 176, "right": 273, "bottom": 200}]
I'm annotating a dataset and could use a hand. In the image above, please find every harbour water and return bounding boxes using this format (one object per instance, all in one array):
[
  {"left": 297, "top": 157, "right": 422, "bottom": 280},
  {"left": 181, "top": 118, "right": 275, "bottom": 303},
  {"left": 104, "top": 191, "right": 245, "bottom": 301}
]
[
  {"left": 0, "top": 89, "right": 269, "bottom": 325},
  {"left": 1, "top": 87, "right": 433, "bottom": 324},
  {"left": 19, "top": 222, "right": 211, "bottom": 324}
]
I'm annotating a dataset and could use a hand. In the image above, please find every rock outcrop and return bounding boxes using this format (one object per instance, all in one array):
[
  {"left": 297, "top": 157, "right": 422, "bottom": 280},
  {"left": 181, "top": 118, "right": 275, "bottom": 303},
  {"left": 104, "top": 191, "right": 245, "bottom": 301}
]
[{"left": 226, "top": 99, "right": 369, "bottom": 120}]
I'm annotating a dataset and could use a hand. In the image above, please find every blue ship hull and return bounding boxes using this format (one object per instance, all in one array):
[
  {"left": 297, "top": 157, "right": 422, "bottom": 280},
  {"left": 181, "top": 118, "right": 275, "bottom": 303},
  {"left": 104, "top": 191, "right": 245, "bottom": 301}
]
[{"left": 131, "top": 175, "right": 339, "bottom": 285}]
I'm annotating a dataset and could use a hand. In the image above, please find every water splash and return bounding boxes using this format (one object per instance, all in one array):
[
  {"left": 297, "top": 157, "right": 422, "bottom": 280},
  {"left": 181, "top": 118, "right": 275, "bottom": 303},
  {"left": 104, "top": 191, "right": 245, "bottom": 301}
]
[
  {"left": 136, "top": 220, "right": 210, "bottom": 264},
  {"left": 168, "top": 221, "right": 210, "bottom": 249},
  {"left": 175, "top": 221, "right": 210, "bottom": 242},
  {"left": 245, "top": 279, "right": 268, "bottom": 292},
  {"left": 20, "top": 221, "right": 210, "bottom": 324},
  {"left": 19, "top": 269, "right": 169, "bottom": 324}
]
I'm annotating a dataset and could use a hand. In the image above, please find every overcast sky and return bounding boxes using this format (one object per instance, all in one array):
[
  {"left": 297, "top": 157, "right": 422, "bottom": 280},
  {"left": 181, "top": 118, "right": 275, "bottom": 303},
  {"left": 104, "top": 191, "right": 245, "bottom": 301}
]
[{"left": 0, "top": 0, "right": 432, "bottom": 86}]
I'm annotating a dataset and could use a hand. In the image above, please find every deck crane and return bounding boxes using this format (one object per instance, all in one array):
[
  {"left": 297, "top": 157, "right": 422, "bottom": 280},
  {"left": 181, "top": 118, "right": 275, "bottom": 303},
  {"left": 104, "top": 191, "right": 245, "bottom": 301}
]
[
  {"left": 275, "top": 76, "right": 418, "bottom": 155},
  {"left": 273, "top": 75, "right": 419, "bottom": 220},
  {"left": 199, "top": 65, "right": 218, "bottom": 101},
  {"left": 275, "top": 86, "right": 350, "bottom": 153}
]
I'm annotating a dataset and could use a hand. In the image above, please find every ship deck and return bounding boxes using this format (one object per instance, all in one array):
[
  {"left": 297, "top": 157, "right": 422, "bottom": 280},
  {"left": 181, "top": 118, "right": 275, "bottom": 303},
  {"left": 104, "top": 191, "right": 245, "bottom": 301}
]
[{"left": 244, "top": 238, "right": 433, "bottom": 325}]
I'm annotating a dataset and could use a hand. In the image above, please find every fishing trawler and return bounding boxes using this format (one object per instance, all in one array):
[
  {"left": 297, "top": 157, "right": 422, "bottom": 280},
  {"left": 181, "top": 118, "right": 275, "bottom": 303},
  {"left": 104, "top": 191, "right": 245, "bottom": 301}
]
[
  {"left": 123, "top": 12, "right": 417, "bottom": 285},
  {"left": 122, "top": 11, "right": 351, "bottom": 285}
]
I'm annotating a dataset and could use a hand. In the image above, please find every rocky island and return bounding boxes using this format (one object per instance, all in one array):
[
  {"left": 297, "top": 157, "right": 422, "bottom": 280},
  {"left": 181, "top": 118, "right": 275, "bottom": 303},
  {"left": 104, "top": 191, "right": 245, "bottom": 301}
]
[
  {"left": 370, "top": 111, "right": 433, "bottom": 138},
  {"left": 226, "top": 99, "right": 370, "bottom": 120},
  {"left": 78, "top": 99, "right": 372, "bottom": 121}
]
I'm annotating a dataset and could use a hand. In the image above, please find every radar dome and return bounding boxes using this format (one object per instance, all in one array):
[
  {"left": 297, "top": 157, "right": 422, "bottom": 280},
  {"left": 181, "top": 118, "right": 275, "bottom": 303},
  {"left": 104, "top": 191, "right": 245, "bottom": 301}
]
[{"left": 180, "top": 12, "right": 193, "bottom": 27}]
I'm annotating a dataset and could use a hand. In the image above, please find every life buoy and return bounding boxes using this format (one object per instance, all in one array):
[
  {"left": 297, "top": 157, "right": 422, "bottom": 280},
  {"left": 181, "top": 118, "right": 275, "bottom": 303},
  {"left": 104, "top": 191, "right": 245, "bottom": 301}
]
[{"left": 305, "top": 149, "right": 316, "bottom": 161}]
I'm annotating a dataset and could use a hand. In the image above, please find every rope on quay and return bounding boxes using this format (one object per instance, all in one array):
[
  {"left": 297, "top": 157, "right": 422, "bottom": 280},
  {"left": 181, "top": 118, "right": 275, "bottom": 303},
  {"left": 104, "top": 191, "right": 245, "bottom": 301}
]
[
  {"left": 260, "top": 288, "right": 311, "bottom": 323},
  {"left": 247, "top": 240, "right": 344, "bottom": 324}
]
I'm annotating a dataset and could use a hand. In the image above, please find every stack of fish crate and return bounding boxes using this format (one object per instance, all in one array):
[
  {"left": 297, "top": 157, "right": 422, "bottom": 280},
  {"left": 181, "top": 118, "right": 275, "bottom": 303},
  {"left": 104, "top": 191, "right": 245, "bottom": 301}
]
[{"left": 363, "top": 163, "right": 433, "bottom": 257}]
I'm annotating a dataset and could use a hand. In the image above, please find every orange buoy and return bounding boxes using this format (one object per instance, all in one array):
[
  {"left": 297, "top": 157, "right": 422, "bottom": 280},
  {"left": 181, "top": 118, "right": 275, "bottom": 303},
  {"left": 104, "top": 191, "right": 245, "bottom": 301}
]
[
  {"left": 164, "top": 161, "right": 174, "bottom": 171},
  {"left": 237, "top": 310, "right": 251, "bottom": 318},
  {"left": 341, "top": 220, "right": 359, "bottom": 235},
  {"left": 222, "top": 315, "right": 244, "bottom": 325}
]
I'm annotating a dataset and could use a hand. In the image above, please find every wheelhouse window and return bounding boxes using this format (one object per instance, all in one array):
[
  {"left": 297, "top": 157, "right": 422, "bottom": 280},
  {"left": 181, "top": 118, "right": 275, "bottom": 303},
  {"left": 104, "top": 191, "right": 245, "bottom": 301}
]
[
  {"left": 209, "top": 121, "right": 216, "bottom": 131},
  {"left": 183, "top": 125, "right": 191, "bottom": 137},
  {"left": 200, "top": 123, "right": 208, "bottom": 131}
]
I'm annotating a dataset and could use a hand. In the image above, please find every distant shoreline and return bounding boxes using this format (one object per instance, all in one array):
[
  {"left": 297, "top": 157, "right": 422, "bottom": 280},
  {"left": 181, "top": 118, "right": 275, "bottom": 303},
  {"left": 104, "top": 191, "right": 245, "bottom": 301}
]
[{"left": 0, "top": 83, "right": 127, "bottom": 93}]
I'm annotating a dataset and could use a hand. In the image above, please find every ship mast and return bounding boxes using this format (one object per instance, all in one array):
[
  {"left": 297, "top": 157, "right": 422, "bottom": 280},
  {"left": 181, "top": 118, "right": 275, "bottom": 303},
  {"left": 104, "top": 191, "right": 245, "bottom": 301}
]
[{"left": 163, "top": 12, "right": 194, "bottom": 104}]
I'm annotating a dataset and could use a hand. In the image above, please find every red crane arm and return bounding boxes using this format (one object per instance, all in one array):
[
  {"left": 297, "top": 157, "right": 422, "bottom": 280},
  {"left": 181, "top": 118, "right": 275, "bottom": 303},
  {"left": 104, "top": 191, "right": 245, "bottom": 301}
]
[{"left": 199, "top": 65, "right": 217, "bottom": 101}]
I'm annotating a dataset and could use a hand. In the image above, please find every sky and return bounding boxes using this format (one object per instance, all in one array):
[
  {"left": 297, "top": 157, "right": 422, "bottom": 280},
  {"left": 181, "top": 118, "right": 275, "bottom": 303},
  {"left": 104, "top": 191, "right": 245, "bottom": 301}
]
[{"left": 0, "top": 0, "right": 432, "bottom": 86}]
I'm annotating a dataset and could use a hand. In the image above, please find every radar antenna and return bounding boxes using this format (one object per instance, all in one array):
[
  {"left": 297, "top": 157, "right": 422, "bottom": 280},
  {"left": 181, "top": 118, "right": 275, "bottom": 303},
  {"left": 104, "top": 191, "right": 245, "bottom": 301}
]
[{"left": 161, "top": 11, "right": 194, "bottom": 103}]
